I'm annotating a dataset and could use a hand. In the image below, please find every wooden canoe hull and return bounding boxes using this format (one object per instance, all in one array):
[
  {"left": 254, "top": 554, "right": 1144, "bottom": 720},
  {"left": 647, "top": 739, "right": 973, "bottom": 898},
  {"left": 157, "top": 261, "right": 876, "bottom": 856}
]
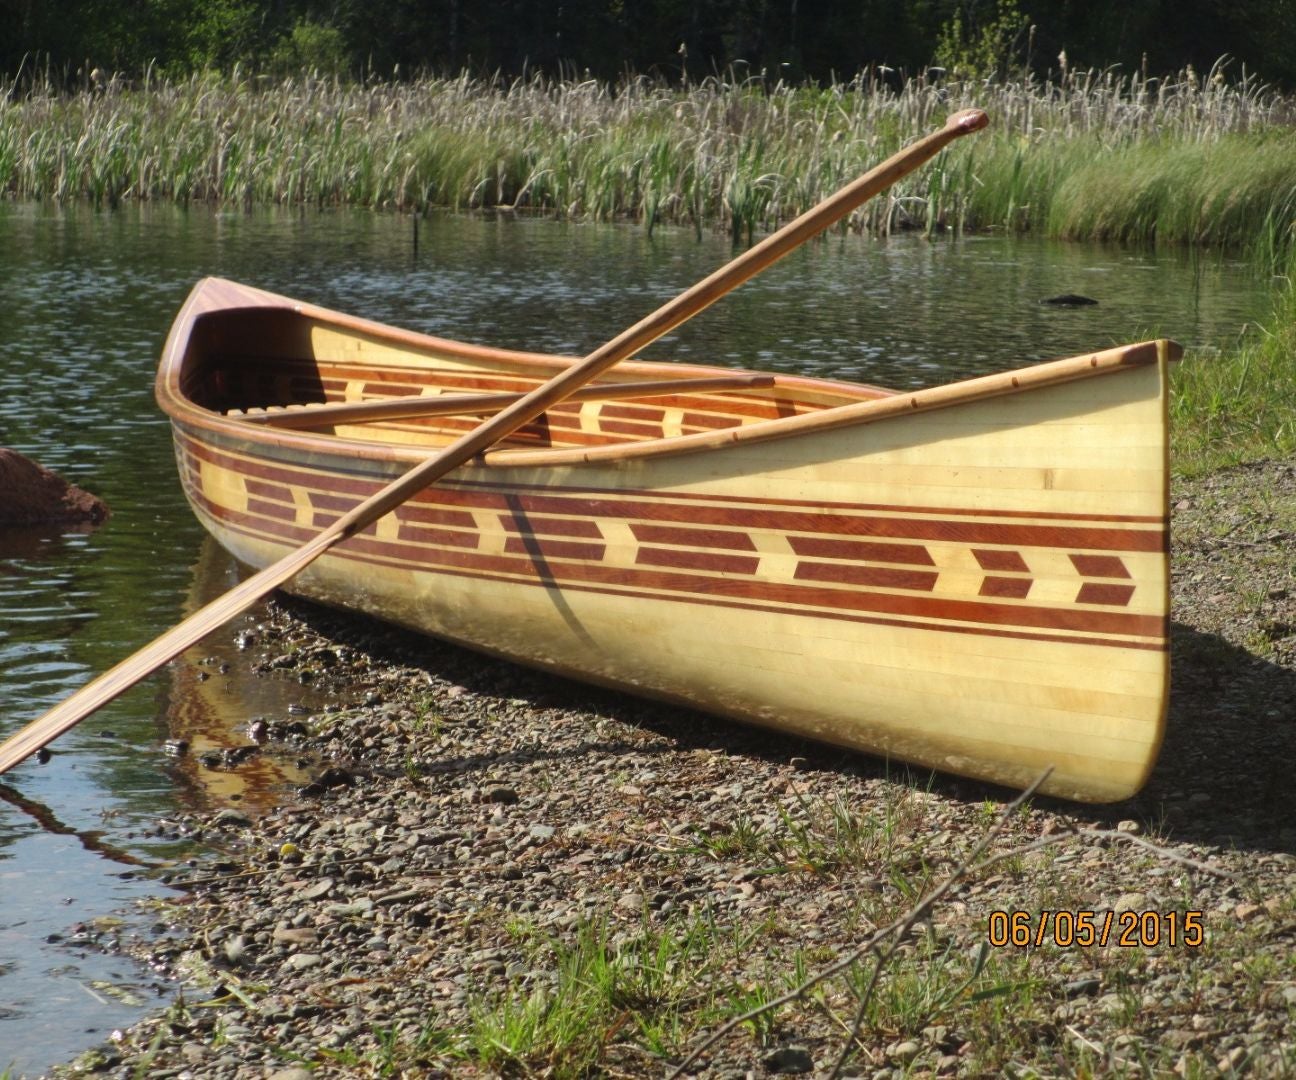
[{"left": 159, "top": 279, "right": 1173, "bottom": 802}]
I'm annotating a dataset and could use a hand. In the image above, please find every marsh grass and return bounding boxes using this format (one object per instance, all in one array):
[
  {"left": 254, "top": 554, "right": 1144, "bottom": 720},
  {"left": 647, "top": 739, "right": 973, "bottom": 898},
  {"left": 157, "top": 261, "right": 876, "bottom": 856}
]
[
  {"left": 4, "top": 64, "right": 1294, "bottom": 251},
  {"left": 1170, "top": 264, "right": 1296, "bottom": 473}
]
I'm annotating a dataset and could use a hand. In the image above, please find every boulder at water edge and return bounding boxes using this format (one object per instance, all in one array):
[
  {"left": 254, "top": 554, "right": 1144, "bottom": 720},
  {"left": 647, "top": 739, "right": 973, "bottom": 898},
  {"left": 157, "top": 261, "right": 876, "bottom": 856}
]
[{"left": 0, "top": 448, "right": 110, "bottom": 526}]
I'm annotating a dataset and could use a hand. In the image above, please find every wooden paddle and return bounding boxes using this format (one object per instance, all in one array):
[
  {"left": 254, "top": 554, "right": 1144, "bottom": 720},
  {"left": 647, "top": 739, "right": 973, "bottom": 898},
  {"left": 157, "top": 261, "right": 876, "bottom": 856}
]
[{"left": 0, "top": 107, "right": 988, "bottom": 775}]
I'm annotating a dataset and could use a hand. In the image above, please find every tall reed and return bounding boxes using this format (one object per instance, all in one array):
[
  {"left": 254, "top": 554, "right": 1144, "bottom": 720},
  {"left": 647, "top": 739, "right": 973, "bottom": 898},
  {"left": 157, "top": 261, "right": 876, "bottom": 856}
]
[{"left": 3, "top": 65, "right": 1293, "bottom": 256}]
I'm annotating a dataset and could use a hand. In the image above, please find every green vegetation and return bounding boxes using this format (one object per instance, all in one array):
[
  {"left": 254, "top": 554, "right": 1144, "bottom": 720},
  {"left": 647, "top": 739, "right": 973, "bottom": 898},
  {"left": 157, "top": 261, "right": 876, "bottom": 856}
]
[
  {"left": 1171, "top": 272, "right": 1296, "bottom": 474},
  {"left": 4, "top": 66, "right": 1294, "bottom": 241},
  {"left": 3, "top": 66, "right": 1292, "bottom": 470}
]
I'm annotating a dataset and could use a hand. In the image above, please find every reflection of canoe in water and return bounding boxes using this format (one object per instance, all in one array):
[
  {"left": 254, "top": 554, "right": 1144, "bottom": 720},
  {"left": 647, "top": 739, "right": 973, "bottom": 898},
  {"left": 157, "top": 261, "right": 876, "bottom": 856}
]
[
  {"left": 166, "top": 535, "right": 316, "bottom": 809},
  {"left": 157, "top": 277, "right": 1179, "bottom": 803}
]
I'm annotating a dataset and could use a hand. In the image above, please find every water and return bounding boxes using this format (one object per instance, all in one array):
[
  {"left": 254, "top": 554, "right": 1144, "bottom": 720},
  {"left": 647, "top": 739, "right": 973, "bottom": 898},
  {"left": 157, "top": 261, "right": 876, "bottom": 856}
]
[{"left": 0, "top": 203, "right": 1273, "bottom": 1075}]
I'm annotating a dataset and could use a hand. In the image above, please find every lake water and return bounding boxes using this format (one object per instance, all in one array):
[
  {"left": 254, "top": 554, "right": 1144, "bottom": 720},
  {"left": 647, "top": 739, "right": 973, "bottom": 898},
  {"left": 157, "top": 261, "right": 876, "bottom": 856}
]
[{"left": 0, "top": 202, "right": 1273, "bottom": 1075}]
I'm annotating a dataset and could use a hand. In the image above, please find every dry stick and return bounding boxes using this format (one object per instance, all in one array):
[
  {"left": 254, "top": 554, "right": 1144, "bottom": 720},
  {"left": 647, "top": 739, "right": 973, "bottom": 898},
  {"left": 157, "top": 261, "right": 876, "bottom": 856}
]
[{"left": 0, "top": 107, "right": 989, "bottom": 775}]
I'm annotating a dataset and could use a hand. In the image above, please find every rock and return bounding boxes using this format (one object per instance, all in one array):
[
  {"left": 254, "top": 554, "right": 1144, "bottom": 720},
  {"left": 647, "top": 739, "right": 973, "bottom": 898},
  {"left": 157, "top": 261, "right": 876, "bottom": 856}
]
[
  {"left": 1113, "top": 892, "right": 1147, "bottom": 912},
  {"left": 889, "top": 1039, "right": 921, "bottom": 1063},
  {"left": 1065, "top": 977, "right": 1101, "bottom": 998},
  {"left": 1040, "top": 294, "right": 1098, "bottom": 306},
  {"left": 763, "top": 1045, "right": 814, "bottom": 1073},
  {"left": 0, "top": 448, "right": 109, "bottom": 525}
]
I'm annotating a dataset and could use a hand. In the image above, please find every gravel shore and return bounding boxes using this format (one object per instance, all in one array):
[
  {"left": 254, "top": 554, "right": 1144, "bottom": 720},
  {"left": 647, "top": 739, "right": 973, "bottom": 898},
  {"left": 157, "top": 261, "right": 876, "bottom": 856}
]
[{"left": 52, "top": 459, "right": 1296, "bottom": 1079}]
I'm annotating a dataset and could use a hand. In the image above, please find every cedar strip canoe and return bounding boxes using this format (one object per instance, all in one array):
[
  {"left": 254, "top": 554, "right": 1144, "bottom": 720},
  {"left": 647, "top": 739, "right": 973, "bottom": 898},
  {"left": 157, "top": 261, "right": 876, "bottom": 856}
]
[{"left": 157, "top": 277, "right": 1179, "bottom": 803}]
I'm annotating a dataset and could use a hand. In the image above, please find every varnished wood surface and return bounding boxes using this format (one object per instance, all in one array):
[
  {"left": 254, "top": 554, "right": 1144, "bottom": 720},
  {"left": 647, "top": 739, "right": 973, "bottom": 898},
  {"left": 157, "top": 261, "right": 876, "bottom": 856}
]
[{"left": 150, "top": 279, "right": 1177, "bottom": 802}]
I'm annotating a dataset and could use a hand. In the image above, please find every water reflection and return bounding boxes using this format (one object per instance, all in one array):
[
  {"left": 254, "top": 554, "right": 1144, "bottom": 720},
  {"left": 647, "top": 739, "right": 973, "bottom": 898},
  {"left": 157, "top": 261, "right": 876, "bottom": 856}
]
[
  {"left": 0, "top": 202, "right": 1276, "bottom": 1075},
  {"left": 164, "top": 538, "right": 325, "bottom": 811}
]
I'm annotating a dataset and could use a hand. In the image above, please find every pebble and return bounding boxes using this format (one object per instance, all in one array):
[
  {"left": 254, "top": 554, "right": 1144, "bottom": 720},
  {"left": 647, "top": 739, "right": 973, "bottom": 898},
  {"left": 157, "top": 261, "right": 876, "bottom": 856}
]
[{"left": 763, "top": 1045, "right": 815, "bottom": 1073}]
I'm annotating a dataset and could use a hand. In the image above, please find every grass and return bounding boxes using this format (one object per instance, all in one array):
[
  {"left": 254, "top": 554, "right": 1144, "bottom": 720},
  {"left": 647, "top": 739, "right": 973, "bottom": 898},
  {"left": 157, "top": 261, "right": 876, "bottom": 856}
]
[
  {"left": 1170, "top": 264, "right": 1296, "bottom": 473},
  {"left": 3, "top": 64, "right": 1294, "bottom": 247}
]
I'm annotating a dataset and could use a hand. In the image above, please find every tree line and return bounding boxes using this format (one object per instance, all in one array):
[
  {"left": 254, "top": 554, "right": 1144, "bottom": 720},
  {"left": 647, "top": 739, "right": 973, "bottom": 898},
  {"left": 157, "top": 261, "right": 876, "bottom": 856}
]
[{"left": 6, "top": 0, "right": 1296, "bottom": 88}]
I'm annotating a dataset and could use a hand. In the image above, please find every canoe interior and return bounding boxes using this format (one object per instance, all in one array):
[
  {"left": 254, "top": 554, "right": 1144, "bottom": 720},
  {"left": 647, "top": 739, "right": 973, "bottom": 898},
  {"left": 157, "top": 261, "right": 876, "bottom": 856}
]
[{"left": 182, "top": 307, "right": 892, "bottom": 452}]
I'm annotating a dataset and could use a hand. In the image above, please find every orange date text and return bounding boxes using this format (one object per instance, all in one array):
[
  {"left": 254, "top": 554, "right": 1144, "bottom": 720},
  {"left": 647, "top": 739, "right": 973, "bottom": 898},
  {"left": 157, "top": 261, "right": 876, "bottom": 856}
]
[{"left": 987, "top": 909, "right": 1204, "bottom": 948}]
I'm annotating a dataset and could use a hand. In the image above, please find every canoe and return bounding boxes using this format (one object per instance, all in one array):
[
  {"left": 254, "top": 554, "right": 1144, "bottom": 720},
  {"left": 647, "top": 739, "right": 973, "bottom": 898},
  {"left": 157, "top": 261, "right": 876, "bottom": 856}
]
[{"left": 157, "top": 276, "right": 1179, "bottom": 803}]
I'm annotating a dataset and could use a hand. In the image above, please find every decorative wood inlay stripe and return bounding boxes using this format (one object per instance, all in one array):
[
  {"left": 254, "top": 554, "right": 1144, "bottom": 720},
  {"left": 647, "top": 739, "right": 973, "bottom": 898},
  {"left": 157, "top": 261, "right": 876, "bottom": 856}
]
[
  {"left": 980, "top": 576, "right": 1034, "bottom": 599},
  {"left": 972, "top": 548, "right": 1030, "bottom": 572},
  {"left": 393, "top": 504, "right": 478, "bottom": 529},
  {"left": 1077, "top": 582, "right": 1137, "bottom": 606},
  {"left": 173, "top": 430, "right": 1167, "bottom": 650},
  {"left": 795, "top": 562, "right": 940, "bottom": 592},
  {"left": 1070, "top": 553, "right": 1132, "bottom": 579},
  {"left": 500, "top": 514, "right": 605, "bottom": 539},
  {"left": 244, "top": 478, "right": 293, "bottom": 502},
  {"left": 789, "top": 536, "right": 935, "bottom": 566},
  {"left": 637, "top": 547, "right": 761, "bottom": 575},
  {"left": 189, "top": 490, "right": 1166, "bottom": 651},
  {"left": 631, "top": 523, "right": 758, "bottom": 551},
  {"left": 396, "top": 524, "right": 480, "bottom": 549},
  {"left": 504, "top": 537, "right": 607, "bottom": 561},
  {"left": 246, "top": 496, "right": 297, "bottom": 523}
]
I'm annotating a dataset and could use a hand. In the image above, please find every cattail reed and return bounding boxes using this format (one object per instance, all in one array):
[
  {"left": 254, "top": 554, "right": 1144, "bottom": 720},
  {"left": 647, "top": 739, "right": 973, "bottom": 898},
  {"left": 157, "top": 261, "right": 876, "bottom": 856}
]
[{"left": 3, "top": 66, "right": 1293, "bottom": 259}]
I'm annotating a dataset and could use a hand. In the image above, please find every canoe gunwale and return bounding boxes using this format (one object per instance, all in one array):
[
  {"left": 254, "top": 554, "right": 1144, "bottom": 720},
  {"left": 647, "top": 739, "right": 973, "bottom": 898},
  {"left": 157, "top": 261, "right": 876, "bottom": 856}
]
[{"left": 156, "top": 277, "right": 1181, "bottom": 471}]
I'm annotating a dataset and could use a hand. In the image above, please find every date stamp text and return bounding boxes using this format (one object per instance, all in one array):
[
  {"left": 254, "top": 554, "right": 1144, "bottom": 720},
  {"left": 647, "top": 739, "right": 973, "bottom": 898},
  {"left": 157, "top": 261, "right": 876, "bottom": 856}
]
[{"left": 987, "top": 910, "right": 1204, "bottom": 948}]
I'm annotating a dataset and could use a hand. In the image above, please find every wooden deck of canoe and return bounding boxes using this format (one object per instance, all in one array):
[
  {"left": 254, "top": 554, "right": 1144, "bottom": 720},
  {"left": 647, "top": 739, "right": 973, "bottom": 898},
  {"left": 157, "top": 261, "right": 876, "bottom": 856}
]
[{"left": 155, "top": 277, "right": 1179, "bottom": 802}]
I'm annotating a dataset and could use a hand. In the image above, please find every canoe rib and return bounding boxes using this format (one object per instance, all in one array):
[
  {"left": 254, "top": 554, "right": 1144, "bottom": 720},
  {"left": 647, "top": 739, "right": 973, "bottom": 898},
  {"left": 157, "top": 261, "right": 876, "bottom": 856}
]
[{"left": 158, "top": 277, "right": 1177, "bottom": 803}]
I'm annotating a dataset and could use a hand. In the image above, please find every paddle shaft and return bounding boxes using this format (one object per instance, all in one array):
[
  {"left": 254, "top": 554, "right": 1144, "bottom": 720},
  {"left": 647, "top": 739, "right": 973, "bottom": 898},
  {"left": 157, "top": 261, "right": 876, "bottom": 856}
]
[{"left": 0, "top": 108, "right": 987, "bottom": 774}]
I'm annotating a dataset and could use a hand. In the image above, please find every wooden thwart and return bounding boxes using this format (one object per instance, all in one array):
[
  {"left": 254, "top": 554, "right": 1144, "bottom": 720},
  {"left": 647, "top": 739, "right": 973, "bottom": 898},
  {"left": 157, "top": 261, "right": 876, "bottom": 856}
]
[{"left": 233, "top": 374, "right": 777, "bottom": 429}]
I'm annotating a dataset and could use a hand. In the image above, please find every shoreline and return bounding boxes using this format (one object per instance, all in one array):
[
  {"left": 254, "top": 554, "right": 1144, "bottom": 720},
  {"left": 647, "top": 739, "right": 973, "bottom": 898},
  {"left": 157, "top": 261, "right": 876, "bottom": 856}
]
[{"left": 47, "top": 457, "right": 1296, "bottom": 1078}]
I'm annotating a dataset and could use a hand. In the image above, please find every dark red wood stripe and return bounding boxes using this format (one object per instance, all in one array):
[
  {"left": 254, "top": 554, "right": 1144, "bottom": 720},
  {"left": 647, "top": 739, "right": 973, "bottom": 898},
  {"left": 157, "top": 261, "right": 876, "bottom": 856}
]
[
  {"left": 246, "top": 497, "right": 296, "bottom": 523},
  {"left": 500, "top": 514, "right": 605, "bottom": 539},
  {"left": 244, "top": 478, "right": 294, "bottom": 502},
  {"left": 396, "top": 524, "right": 480, "bottom": 549},
  {"left": 1070, "top": 554, "right": 1132, "bottom": 579},
  {"left": 973, "top": 548, "right": 1029, "bottom": 572},
  {"left": 504, "top": 537, "right": 607, "bottom": 561},
  {"left": 637, "top": 547, "right": 761, "bottom": 575},
  {"left": 1077, "top": 583, "right": 1136, "bottom": 606},
  {"left": 393, "top": 503, "right": 478, "bottom": 529},
  {"left": 631, "top": 523, "right": 758, "bottom": 551},
  {"left": 795, "top": 562, "right": 939, "bottom": 592},
  {"left": 980, "top": 576, "right": 1033, "bottom": 599},
  {"left": 789, "top": 536, "right": 935, "bottom": 566}
]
